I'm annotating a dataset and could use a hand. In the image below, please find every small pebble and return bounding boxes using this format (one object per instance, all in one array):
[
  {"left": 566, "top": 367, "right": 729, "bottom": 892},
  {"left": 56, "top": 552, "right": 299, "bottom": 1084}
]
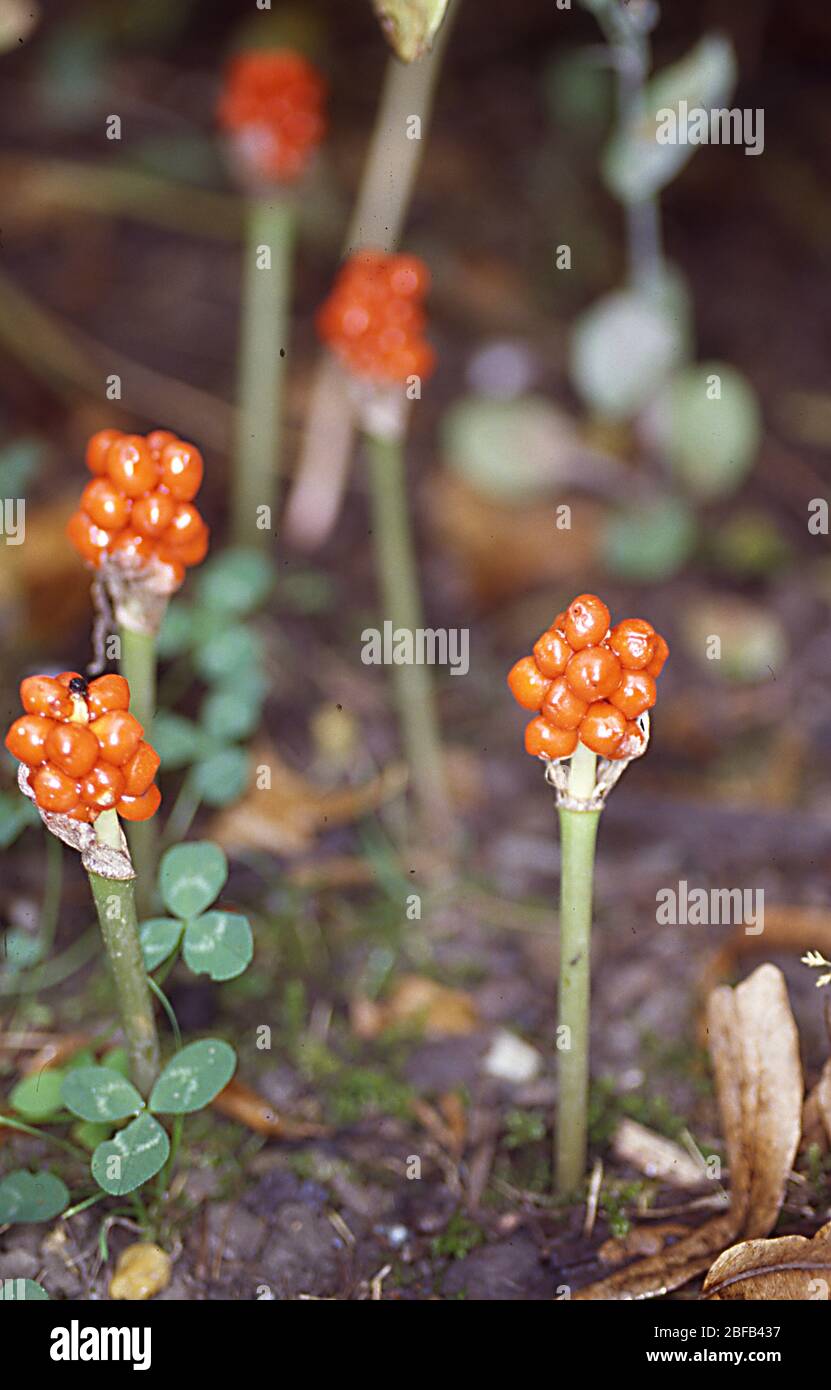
[{"left": 109, "top": 1243, "right": 172, "bottom": 1301}]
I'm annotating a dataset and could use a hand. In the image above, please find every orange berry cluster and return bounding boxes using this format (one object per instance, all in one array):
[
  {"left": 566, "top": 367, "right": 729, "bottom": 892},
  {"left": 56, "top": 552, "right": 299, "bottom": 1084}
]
[
  {"left": 508, "top": 594, "right": 669, "bottom": 762},
  {"left": 67, "top": 429, "right": 208, "bottom": 592},
  {"left": 217, "top": 49, "right": 326, "bottom": 183},
  {"left": 316, "top": 250, "right": 435, "bottom": 384},
  {"left": 5, "top": 673, "right": 161, "bottom": 823}
]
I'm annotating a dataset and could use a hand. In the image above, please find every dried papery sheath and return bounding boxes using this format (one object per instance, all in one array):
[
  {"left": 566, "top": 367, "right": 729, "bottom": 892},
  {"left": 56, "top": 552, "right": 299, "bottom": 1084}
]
[
  {"left": 545, "top": 713, "right": 650, "bottom": 811},
  {"left": 97, "top": 553, "right": 180, "bottom": 638},
  {"left": 18, "top": 762, "right": 134, "bottom": 880}
]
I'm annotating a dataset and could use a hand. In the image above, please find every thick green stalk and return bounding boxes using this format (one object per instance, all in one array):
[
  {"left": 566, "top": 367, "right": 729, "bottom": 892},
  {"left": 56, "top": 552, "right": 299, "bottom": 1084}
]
[
  {"left": 555, "top": 742, "right": 599, "bottom": 1196},
  {"left": 119, "top": 623, "right": 157, "bottom": 916},
  {"left": 232, "top": 194, "right": 295, "bottom": 550},
  {"left": 88, "top": 810, "right": 159, "bottom": 1098},
  {"left": 364, "top": 430, "right": 452, "bottom": 843}
]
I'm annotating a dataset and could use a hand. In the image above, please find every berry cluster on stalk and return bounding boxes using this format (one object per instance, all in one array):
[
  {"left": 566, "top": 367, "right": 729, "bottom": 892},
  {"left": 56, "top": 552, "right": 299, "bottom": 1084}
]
[
  {"left": 5, "top": 672, "right": 160, "bottom": 823},
  {"left": 317, "top": 250, "right": 435, "bottom": 384},
  {"left": 217, "top": 49, "right": 327, "bottom": 183},
  {"left": 67, "top": 429, "right": 207, "bottom": 592},
  {"left": 508, "top": 593, "right": 669, "bottom": 762}
]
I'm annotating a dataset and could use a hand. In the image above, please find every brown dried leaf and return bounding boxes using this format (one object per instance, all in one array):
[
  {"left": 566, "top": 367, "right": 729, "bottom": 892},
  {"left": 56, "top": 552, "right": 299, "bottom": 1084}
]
[
  {"left": 354, "top": 974, "right": 479, "bottom": 1040},
  {"left": 576, "top": 965, "right": 803, "bottom": 1300},
  {"left": 598, "top": 1222, "right": 692, "bottom": 1266},
  {"left": 211, "top": 1077, "right": 327, "bottom": 1140},
  {"left": 612, "top": 1118, "right": 704, "bottom": 1188},
  {"left": 210, "top": 742, "right": 408, "bottom": 856},
  {"left": 703, "top": 1221, "right": 831, "bottom": 1300}
]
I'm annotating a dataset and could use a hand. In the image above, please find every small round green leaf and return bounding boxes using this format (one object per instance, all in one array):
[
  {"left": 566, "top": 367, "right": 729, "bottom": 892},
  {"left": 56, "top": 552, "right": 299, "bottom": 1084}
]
[
  {"left": 441, "top": 396, "right": 579, "bottom": 503},
  {"left": 0, "top": 1170, "right": 69, "bottom": 1224},
  {"left": 149, "top": 1039, "right": 236, "bottom": 1115},
  {"left": 569, "top": 288, "right": 687, "bottom": 420},
  {"left": 194, "top": 626, "right": 264, "bottom": 685},
  {"left": 91, "top": 1112, "right": 169, "bottom": 1196},
  {"left": 10, "top": 1069, "right": 65, "bottom": 1122},
  {"left": 605, "top": 496, "right": 698, "bottom": 582},
  {"left": 183, "top": 911, "right": 253, "bottom": 982},
  {"left": 61, "top": 1067, "right": 144, "bottom": 1124},
  {"left": 662, "top": 362, "right": 761, "bottom": 501},
  {"left": 195, "top": 548, "right": 274, "bottom": 616},
  {"left": 0, "top": 1278, "right": 49, "bottom": 1300},
  {"left": 193, "top": 747, "right": 251, "bottom": 807},
  {"left": 139, "top": 917, "right": 183, "bottom": 972},
  {"left": 200, "top": 686, "right": 263, "bottom": 744},
  {"left": 159, "top": 841, "right": 227, "bottom": 919},
  {"left": 152, "top": 712, "right": 206, "bottom": 771}
]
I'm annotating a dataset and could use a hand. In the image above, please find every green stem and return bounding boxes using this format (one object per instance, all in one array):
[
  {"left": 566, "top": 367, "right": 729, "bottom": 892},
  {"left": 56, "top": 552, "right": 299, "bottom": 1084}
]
[
  {"left": 555, "top": 742, "right": 599, "bottom": 1196},
  {"left": 364, "top": 430, "right": 453, "bottom": 844},
  {"left": 232, "top": 194, "right": 295, "bottom": 550},
  {"left": 284, "top": 0, "right": 461, "bottom": 551},
  {"left": 161, "top": 767, "right": 202, "bottom": 849},
  {"left": 119, "top": 623, "right": 157, "bottom": 916},
  {"left": 87, "top": 810, "right": 159, "bottom": 1099}
]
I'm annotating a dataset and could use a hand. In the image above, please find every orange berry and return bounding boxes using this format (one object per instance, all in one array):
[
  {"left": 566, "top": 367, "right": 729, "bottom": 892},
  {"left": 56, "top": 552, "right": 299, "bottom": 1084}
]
[
  {"left": 131, "top": 490, "right": 176, "bottom": 538},
  {"left": 80, "top": 478, "right": 130, "bottom": 531},
  {"left": 609, "top": 669, "right": 656, "bottom": 719},
  {"left": 565, "top": 646, "right": 621, "bottom": 702},
  {"left": 32, "top": 763, "right": 79, "bottom": 814},
  {"left": 5, "top": 715, "right": 54, "bottom": 766},
  {"left": 152, "top": 554, "right": 186, "bottom": 591},
  {"left": 541, "top": 677, "right": 588, "bottom": 731},
  {"left": 55, "top": 671, "right": 84, "bottom": 688},
  {"left": 45, "top": 723, "right": 99, "bottom": 778},
  {"left": 90, "top": 710, "right": 143, "bottom": 766},
  {"left": 524, "top": 717, "right": 578, "bottom": 760},
  {"left": 146, "top": 429, "right": 178, "bottom": 457},
  {"left": 67, "top": 803, "right": 94, "bottom": 823},
  {"left": 86, "top": 674, "right": 130, "bottom": 719},
  {"left": 110, "top": 529, "right": 153, "bottom": 568},
  {"left": 163, "top": 502, "right": 202, "bottom": 546},
  {"left": 507, "top": 656, "right": 551, "bottom": 711},
  {"left": 86, "top": 429, "right": 123, "bottom": 475},
  {"left": 160, "top": 521, "right": 209, "bottom": 568},
  {"left": 122, "top": 742, "right": 160, "bottom": 797},
  {"left": 20, "top": 676, "right": 72, "bottom": 720},
  {"left": 563, "top": 594, "right": 611, "bottom": 650},
  {"left": 67, "top": 511, "right": 114, "bottom": 567},
  {"left": 388, "top": 255, "right": 430, "bottom": 298},
  {"left": 80, "top": 761, "right": 125, "bottom": 809},
  {"left": 160, "top": 441, "right": 203, "bottom": 501},
  {"left": 117, "top": 783, "right": 161, "bottom": 822},
  {"left": 106, "top": 435, "right": 157, "bottom": 497},
  {"left": 578, "top": 702, "right": 626, "bottom": 757},
  {"left": 608, "top": 618, "right": 656, "bottom": 671},
  {"left": 608, "top": 719, "right": 648, "bottom": 761},
  {"left": 532, "top": 629, "right": 571, "bottom": 678},
  {"left": 646, "top": 633, "right": 669, "bottom": 679}
]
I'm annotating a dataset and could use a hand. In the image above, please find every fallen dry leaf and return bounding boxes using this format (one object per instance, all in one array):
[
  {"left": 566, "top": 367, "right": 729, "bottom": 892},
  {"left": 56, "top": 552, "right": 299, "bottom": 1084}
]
[
  {"left": 576, "top": 964, "right": 803, "bottom": 1300},
  {"left": 211, "top": 1077, "right": 327, "bottom": 1140},
  {"left": 210, "top": 742, "right": 408, "bottom": 855},
  {"left": 701, "top": 905, "right": 831, "bottom": 1003},
  {"left": 427, "top": 472, "right": 602, "bottom": 605},
  {"left": 598, "top": 1222, "right": 691, "bottom": 1266},
  {"left": 20, "top": 1033, "right": 92, "bottom": 1075},
  {"left": 703, "top": 1221, "right": 831, "bottom": 1301},
  {"left": 612, "top": 1118, "right": 705, "bottom": 1188},
  {"left": 802, "top": 1059, "right": 831, "bottom": 1153},
  {"left": 351, "top": 974, "right": 479, "bottom": 1040}
]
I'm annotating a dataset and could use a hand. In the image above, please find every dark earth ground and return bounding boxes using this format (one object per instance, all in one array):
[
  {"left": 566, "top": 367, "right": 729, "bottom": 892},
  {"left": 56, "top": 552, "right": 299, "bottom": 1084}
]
[{"left": 2, "top": 0, "right": 831, "bottom": 1298}]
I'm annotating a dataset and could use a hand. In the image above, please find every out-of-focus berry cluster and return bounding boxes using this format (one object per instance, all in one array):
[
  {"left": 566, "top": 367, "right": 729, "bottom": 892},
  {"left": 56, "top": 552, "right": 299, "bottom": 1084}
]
[
  {"left": 5, "top": 673, "right": 161, "bottom": 823},
  {"left": 508, "top": 594, "right": 669, "bottom": 761},
  {"left": 317, "top": 250, "right": 435, "bottom": 384},
  {"left": 217, "top": 49, "right": 327, "bottom": 183},
  {"left": 67, "top": 429, "right": 207, "bottom": 593}
]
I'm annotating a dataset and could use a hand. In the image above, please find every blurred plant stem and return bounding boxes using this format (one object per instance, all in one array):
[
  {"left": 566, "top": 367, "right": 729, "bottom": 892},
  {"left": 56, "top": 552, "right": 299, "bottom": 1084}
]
[
  {"left": 284, "top": 0, "right": 461, "bottom": 551},
  {"left": 556, "top": 743, "right": 599, "bottom": 1196},
  {"left": 592, "top": 0, "right": 665, "bottom": 294},
  {"left": 88, "top": 810, "right": 159, "bottom": 1098},
  {"left": 232, "top": 195, "right": 295, "bottom": 551},
  {"left": 364, "top": 429, "right": 453, "bottom": 848},
  {"left": 119, "top": 623, "right": 157, "bottom": 917}
]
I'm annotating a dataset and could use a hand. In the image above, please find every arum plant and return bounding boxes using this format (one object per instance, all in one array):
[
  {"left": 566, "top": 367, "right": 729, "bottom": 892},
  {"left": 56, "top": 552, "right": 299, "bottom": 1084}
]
[
  {"left": 217, "top": 49, "right": 327, "bottom": 550},
  {"left": 5, "top": 671, "right": 162, "bottom": 1095},
  {"left": 284, "top": 0, "right": 459, "bottom": 551},
  {"left": 315, "top": 250, "right": 453, "bottom": 845},
  {"left": 67, "top": 427, "right": 209, "bottom": 907},
  {"left": 507, "top": 593, "right": 669, "bottom": 1194}
]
